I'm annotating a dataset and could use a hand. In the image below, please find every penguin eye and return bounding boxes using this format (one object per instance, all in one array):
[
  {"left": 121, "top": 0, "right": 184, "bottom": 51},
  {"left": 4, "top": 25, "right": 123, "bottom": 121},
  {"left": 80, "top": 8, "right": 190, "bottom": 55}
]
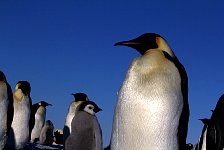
[{"left": 88, "top": 106, "right": 94, "bottom": 110}]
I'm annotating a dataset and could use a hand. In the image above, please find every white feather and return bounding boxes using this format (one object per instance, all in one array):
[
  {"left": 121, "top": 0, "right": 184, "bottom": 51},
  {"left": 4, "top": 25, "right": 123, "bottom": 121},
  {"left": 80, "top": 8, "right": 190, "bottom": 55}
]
[{"left": 111, "top": 49, "right": 183, "bottom": 150}]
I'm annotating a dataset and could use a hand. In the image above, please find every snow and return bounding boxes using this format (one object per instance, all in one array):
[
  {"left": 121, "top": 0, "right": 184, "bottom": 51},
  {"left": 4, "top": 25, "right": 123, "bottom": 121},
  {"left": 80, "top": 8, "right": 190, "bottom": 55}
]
[{"left": 24, "top": 143, "right": 63, "bottom": 150}]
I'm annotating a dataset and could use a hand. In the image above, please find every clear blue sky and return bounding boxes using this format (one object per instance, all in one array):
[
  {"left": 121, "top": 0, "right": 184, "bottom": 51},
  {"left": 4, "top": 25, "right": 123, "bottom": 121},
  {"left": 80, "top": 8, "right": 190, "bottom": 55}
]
[{"left": 1, "top": 0, "right": 224, "bottom": 147}]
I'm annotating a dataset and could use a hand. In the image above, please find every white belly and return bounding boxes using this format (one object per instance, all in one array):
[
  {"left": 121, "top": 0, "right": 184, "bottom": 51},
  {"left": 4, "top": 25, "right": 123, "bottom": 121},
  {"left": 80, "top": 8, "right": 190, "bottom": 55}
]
[
  {"left": 0, "top": 83, "right": 8, "bottom": 149},
  {"left": 111, "top": 52, "right": 183, "bottom": 150},
  {"left": 11, "top": 99, "right": 31, "bottom": 149},
  {"left": 31, "top": 107, "right": 46, "bottom": 143},
  {"left": 0, "top": 101, "right": 8, "bottom": 148},
  {"left": 201, "top": 128, "right": 207, "bottom": 150}
]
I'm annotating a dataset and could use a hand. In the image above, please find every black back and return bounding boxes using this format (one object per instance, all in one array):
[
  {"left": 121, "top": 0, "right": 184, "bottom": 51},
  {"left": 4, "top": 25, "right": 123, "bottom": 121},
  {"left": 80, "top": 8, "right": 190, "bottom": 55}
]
[{"left": 206, "top": 94, "right": 224, "bottom": 150}]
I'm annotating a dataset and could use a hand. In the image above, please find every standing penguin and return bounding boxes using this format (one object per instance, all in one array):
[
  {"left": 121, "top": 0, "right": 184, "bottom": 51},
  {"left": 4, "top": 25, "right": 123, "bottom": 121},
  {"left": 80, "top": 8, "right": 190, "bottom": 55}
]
[
  {"left": 194, "top": 119, "right": 210, "bottom": 150},
  {"left": 65, "top": 101, "right": 102, "bottom": 150},
  {"left": 30, "top": 101, "right": 52, "bottom": 143},
  {"left": 205, "top": 94, "right": 224, "bottom": 150},
  {"left": 0, "top": 71, "right": 13, "bottom": 149},
  {"left": 110, "top": 33, "right": 189, "bottom": 150},
  {"left": 5, "top": 81, "right": 32, "bottom": 150},
  {"left": 63, "top": 92, "right": 89, "bottom": 145},
  {"left": 54, "top": 129, "right": 63, "bottom": 145},
  {"left": 39, "top": 120, "right": 54, "bottom": 145}
]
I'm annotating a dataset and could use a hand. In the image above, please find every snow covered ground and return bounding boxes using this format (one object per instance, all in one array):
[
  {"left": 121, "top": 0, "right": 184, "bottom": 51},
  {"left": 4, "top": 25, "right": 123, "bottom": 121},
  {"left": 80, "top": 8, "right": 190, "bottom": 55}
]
[{"left": 24, "top": 143, "right": 63, "bottom": 150}]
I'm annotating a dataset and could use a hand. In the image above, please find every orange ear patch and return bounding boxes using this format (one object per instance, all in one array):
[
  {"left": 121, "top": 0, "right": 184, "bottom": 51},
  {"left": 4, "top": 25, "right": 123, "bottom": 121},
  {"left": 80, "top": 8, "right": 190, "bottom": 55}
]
[
  {"left": 15, "top": 83, "right": 21, "bottom": 90},
  {"left": 156, "top": 37, "right": 160, "bottom": 46}
]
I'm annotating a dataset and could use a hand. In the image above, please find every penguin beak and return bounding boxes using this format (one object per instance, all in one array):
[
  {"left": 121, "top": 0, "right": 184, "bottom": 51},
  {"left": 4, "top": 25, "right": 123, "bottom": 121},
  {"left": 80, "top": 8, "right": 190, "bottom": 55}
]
[
  {"left": 95, "top": 107, "right": 102, "bottom": 112},
  {"left": 114, "top": 40, "right": 141, "bottom": 47},
  {"left": 114, "top": 40, "right": 145, "bottom": 55}
]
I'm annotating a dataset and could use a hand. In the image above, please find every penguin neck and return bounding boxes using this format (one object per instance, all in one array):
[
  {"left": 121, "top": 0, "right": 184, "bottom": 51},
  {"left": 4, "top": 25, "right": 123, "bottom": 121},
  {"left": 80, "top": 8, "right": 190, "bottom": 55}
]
[
  {"left": 136, "top": 49, "right": 168, "bottom": 72},
  {"left": 37, "top": 106, "right": 46, "bottom": 114},
  {"left": 13, "top": 89, "right": 25, "bottom": 101},
  {"left": 156, "top": 38, "right": 175, "bottom": 58}
]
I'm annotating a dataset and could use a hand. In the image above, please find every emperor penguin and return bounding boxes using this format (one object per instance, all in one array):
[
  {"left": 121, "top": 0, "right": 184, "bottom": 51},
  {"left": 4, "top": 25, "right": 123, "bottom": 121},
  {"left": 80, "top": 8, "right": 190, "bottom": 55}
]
[
  {"left": 39, "top": 120, "right": 54, "bottom": 145},
  {"left": 110, "top": 33, "right": 189, "bottom": 150},
  {"left": 0, "top": 71, "right": 13, "bottom": 149},
  {"left": 65, "top": 101, "right": 102, "bottom": 150},
  {"left": 6, "top": 81, "right": 32, "bottom": 150},
  {"left": 30, "top": 101, "right": 52, "bottom": 143},
  {"left": 63, "top": 92, "right": 89, "bottom": 145},
  {"left": 205, "top": 94, "right": 224, "bottom": 150},
  {"left": 54, "top": 129, "right": 63, "bottom": 145},
  {"left": 194, "top": 119, "right": 209, "bottom": 150}
]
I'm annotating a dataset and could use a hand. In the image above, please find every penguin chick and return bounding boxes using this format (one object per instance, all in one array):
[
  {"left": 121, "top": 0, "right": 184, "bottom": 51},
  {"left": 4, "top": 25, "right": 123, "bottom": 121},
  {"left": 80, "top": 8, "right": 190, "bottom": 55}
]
[
  {"left": 65, "top": 101, "right": 102, "bottom": 150},
  {"left": 0, "top": 71, "right": 13, "bottom": 149},
  {"left": 111, "top": 33, "right": 189, "bottom": 150},
  {"left": 30, "top": 101, "right": 52, "bottom": 143},
  {"left": 6, "top": 81, "right": 32, "bottom": 150},
  {"left": 39, "top": 120, "right": 54, "bottom": 145},
  {"left": 63, "top": 92, "right": 89, "bottom": 145}
]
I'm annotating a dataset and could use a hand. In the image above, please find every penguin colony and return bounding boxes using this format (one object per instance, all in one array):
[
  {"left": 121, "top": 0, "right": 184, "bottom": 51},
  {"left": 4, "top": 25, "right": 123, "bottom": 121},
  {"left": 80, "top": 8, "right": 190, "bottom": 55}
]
[{"left": 0, "top": 33, "right": 223, "bottom": 150}]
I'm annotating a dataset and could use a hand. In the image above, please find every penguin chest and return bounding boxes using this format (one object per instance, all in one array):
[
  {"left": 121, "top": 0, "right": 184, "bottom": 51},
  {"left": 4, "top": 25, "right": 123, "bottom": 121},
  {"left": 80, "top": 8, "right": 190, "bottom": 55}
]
[
  {"left": 12, "top": 97, "right": 31, "bottom": 143},
  {"left": 112, "top": 53, "right": 183, "bottom": 150},
  {"left": 0, "top": 82, "right": 8, "bottom": 147},
  {"left": 65, "top": 112, "right": 76, "bottom": 132},
  {"left": 34, "top": 107, "right": 46, "bottom": 128},
  {"left": 31, "top": 107, "right": 46, "bottom": 142},
  {"left": 0, "top": 99, "right": 8, "bottom": 137},
  {"left": 0, "top": 82, "right": 8, "bottom": 129}
]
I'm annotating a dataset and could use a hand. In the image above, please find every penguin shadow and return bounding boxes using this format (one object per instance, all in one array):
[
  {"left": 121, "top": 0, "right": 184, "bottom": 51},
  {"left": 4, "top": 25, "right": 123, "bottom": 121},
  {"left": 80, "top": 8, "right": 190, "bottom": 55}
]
[
  {"left": 4, "top": 128, "right": 16, "bottom": 150},
  {"left": 62, "top": 125, "right": 70, "bottom": 145}
]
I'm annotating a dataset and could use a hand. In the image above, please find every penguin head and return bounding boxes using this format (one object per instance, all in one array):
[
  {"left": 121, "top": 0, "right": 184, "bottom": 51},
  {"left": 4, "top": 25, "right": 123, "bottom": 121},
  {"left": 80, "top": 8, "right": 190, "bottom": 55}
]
[
  {"left": 0, "top": 71, "right": 7, "bottom": 82},
  {"left": 114, "top": 33, "right": 174, "bottom": 57},
  {"left": 213, "top": 94, "right": 224, "bottom": 114},
  {"left": 15, "top": 81, "right": 31, "bottom": 96},
  {"left": 185, "top": 143, "right": 193, "bottom": 150},
  {"left": 199, "top": 118, "right": 210, "bottom": 125},
  {"left": 71, "top": 92, "right": 89, "bottom": 102},
  {"left": 78, "top": 101, "right": 102, "bottom": 115},
  {"left": 45, "top": 120, "right": 54, "bottom": 126},
  {"left": 38, "top": 101, "right": 52, "bottom": 107}
]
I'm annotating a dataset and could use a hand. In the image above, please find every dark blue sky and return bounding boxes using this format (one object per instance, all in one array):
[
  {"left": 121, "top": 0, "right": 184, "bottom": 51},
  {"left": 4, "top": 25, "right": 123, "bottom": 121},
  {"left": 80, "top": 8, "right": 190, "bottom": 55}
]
[{"left": 1, "top": 0, "right": 224, "bottom": 146}]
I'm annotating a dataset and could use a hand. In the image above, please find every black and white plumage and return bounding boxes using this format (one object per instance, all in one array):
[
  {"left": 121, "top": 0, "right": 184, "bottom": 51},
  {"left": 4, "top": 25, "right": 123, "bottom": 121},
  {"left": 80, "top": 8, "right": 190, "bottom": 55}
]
[
  {"left": 205, "top": 94, "right": 224, "bottom": 150},
  {"left": 54, "top": 129, "right": 63, "bottom": 145},
  {"left": 194, "top": 119, "right": 210, "bottom": 150},
  {"left": 0, "top": 71, "right": 13, "bottom": 149},
  {"left": 110, "top": 33, "right": 189, "bottom": 150},
  {"left": 63, "top": 92, "right": 89, "bottom": 145},
  {"left": 39, "top": 120, "right": 54, "bottom": 145},
  {"left": 30, "top": 101, "right": 52, "bottom": 143},
  {"left": 65, "top": 101, "right": 102, "bottom": 150},
  {"left": 6, "top": 81, "right": 32, "bottom": 150}
]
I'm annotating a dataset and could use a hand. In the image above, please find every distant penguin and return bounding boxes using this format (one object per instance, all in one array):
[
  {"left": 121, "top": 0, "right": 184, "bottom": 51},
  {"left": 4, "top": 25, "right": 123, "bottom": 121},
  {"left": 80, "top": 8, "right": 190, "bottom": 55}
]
[
  {"left": 206, "top": 94, "right": 224, "bottom": 150},
  {"left": 185, "top": 143, "right": 194, "bottom": 150},
  {"left": 30, "top": 101, "right": 52, "bottom": 143},
  {"left": 65, "top": 101, "right": 102, "bottom": 150},
  {"left": 0, "top": 71, "right": 13, "bottom": 149},
  {"left": 194, "top": 119, "right": 210, "bottom": 150},
  {"left": 54, "top": 129, "right": 63, "bottom": 145},
  {"left": 110, "top": 33, "right": 189, "bottom": 150},
  {"left": 63, "top": 92, "right": 89, "bottom": 145},
  {"left": 6, "top": 81, "right": 32, "bottom": 150},
  {"left": 39, "top": 120, "right": 54, "bottom": 145}
]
